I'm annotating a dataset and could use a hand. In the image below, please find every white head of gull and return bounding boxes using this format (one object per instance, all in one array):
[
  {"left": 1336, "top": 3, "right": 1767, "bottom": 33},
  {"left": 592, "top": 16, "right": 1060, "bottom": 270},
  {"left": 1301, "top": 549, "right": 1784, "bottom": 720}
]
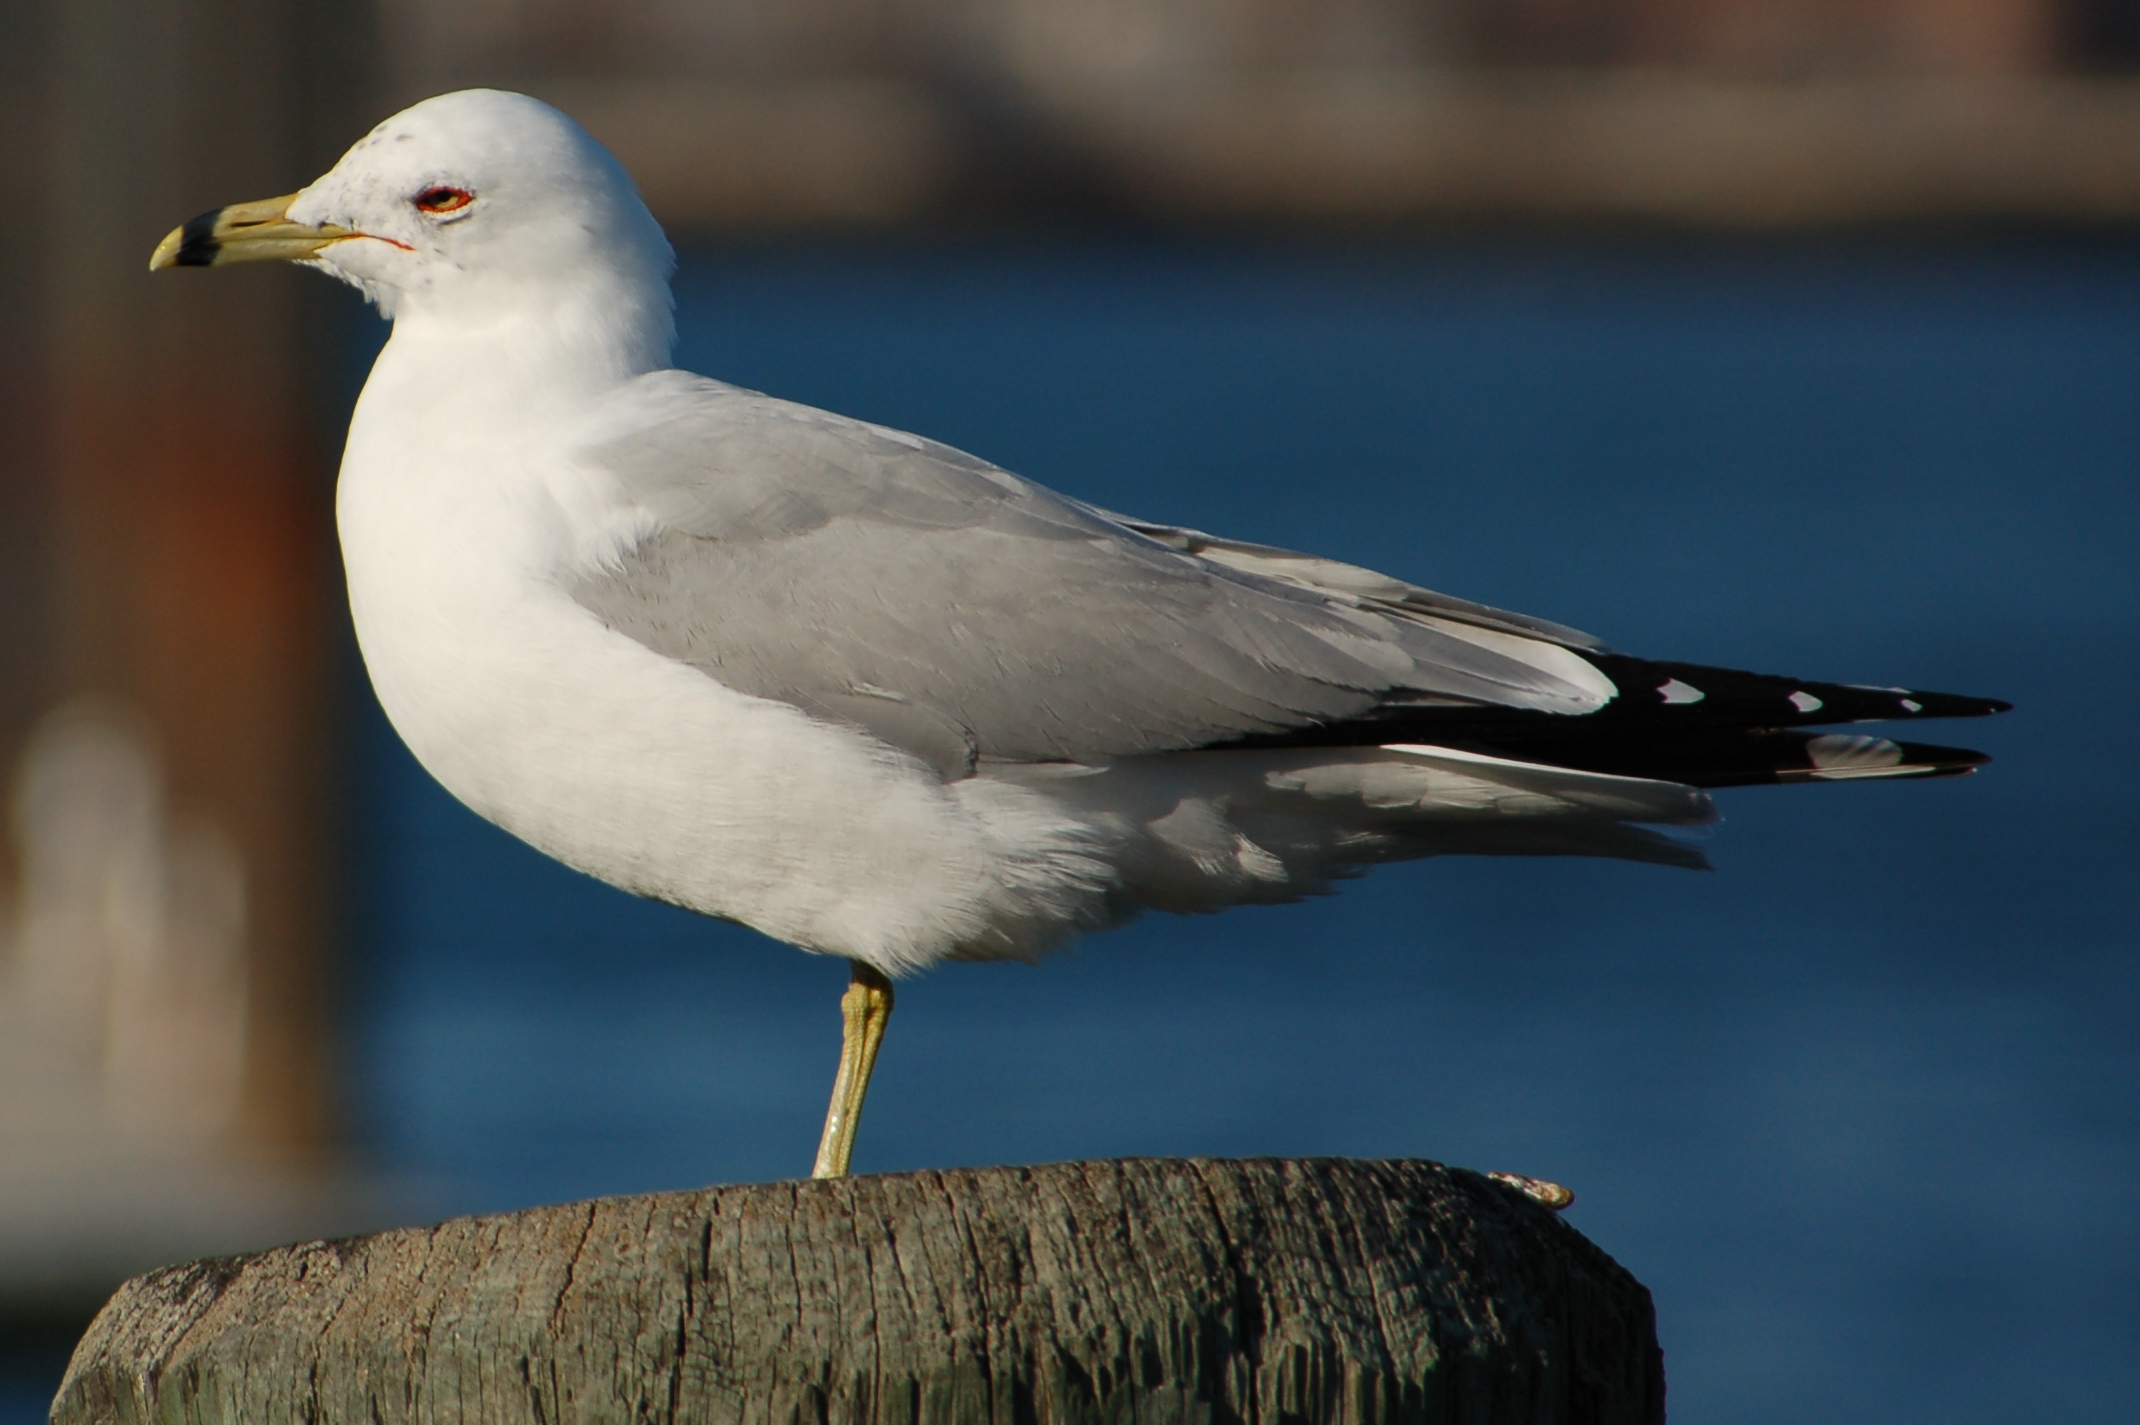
[{"left": 155, "top": 88, "right": 2007, "bottom": 1184}]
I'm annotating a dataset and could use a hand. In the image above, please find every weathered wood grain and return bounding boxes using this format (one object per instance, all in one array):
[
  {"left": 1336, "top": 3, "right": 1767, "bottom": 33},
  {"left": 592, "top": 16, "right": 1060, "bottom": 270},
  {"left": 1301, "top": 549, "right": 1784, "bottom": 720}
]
[{"left": 51, "top": 1158, "right": 1662, "bottom": 1425}]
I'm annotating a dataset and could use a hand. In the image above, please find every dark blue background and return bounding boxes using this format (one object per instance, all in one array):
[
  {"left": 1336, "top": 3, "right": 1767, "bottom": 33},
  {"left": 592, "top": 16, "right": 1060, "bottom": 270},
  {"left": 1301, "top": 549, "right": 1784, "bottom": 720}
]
[{"left": 13, "top": 236, "right": 2135, "bottom": 1423}]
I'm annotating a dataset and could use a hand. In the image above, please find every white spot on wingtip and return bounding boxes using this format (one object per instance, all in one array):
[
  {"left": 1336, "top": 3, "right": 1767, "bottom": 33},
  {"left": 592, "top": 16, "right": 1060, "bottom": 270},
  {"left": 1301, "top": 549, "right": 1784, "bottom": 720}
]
[
  {"left": 1900, "top": 698, "right": 1923, "bottom": 713},
  {"left": 1788, "top": 691, "right": 1824, "bottom": 714},
  {"left": 1657, "top": 678, "right": 1705, "bottom": 705},
  {"left": 1807, "top": 734, "right": 1904, "bottom": 772}
]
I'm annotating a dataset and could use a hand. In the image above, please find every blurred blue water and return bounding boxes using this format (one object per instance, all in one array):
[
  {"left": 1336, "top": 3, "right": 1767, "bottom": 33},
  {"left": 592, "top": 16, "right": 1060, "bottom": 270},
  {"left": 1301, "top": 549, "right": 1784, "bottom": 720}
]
[{"left": 17, "top": 237, "right": 2131, "bottom": 1424}]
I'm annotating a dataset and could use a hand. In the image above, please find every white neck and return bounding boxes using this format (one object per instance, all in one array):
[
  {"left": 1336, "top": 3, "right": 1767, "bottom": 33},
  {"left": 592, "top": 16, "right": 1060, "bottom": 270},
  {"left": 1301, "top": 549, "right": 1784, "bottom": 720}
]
[{"left": 377, "top": 269, "right": 673, "bottom": 411}]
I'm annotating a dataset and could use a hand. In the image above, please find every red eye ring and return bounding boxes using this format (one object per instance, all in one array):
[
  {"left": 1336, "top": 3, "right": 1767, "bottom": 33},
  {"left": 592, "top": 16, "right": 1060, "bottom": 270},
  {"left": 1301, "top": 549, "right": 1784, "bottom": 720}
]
[{"left": 414, "top": 185, "right": 474, "bottom": 214}]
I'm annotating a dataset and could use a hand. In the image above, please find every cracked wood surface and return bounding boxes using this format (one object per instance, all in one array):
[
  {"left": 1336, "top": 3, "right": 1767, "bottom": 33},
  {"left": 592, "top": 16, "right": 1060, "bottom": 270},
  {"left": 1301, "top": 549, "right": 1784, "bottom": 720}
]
[{"left": 51, "top": 1158, "right": 1663, "bottom": 1425}]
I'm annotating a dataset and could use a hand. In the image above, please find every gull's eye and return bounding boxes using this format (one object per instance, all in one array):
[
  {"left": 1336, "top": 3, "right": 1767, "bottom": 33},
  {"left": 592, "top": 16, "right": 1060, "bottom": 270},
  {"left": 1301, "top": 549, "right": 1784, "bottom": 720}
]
[{"left": 414, "top": 185, "right": 474, "bottom": 215}]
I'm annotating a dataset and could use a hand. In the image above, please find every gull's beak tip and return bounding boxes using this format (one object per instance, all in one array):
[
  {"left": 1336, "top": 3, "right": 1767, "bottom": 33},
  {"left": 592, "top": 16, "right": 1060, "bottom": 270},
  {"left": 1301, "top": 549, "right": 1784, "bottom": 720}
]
[
  {"left": 149, "top": 212, "right": 215, "bottom": 271},
  {"left": 149, "top": 193, "right": 345, "bottom": 272}
]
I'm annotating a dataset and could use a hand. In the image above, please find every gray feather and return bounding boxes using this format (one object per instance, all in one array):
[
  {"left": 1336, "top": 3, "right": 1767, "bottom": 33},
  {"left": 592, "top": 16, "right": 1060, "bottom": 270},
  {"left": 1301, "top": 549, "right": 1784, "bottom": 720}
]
[
  {"left": 568, "top": 373, "right": 1608, "bottom": 774},
  {"left": 1098, "top": 516, "right": 1611, "bottom": 651}
]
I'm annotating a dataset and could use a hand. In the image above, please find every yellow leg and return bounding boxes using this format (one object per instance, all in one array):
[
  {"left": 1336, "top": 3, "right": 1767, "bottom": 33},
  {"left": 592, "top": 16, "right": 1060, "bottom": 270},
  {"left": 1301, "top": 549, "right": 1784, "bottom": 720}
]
[{"left": 811, "top": 960, "right": 895, "bottom": 1179}]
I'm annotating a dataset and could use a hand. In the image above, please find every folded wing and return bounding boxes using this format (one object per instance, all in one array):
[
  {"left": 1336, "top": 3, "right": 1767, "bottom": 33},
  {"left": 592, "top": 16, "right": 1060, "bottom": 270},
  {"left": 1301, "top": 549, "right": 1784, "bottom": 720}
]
[
  {"left": 568, "top": 373, "right": 1617, "bottom": 776},
  {"left": 569, "top": 372, "right": 2007, "bottom": 790}
]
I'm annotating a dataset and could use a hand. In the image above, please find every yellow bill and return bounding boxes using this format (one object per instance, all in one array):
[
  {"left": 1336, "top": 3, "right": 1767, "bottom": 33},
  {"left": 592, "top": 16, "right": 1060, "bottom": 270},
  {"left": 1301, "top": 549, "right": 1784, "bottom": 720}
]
[{"left": 149, "top": 193, "right": 352, "bottom": 271}]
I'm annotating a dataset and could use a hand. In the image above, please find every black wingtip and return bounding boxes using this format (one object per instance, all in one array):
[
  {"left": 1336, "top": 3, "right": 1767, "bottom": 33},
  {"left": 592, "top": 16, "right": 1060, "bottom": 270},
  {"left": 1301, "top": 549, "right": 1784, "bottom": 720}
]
[
  {"left": 1205, "top": 654, "right": 2011, "bottom": 759},
  {"left": 1588, "top": 657, "right": 2013, "bottom": 730},
  {"left": 1774, "top": 735, "right": 1993, "bottom": 784},
  {"left": 1454, "top": 730, "right": 1996, "bottom": 790},
  {"left": 1870, "top": 687, "right": 2012, "bottom": 720}
]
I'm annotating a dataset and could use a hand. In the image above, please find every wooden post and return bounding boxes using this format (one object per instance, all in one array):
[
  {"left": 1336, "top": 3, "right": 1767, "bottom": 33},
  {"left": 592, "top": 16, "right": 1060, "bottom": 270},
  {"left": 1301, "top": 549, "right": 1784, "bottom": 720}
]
[{"left": 50, "top": 1158, "right": 1664, "bottom": 1424}]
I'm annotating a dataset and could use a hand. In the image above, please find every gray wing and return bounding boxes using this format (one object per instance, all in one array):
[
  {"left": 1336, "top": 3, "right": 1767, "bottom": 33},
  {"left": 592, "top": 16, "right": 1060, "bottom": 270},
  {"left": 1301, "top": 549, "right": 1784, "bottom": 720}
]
[{"left": 568, "top": 372, "right": 1613, "bottom": 777}]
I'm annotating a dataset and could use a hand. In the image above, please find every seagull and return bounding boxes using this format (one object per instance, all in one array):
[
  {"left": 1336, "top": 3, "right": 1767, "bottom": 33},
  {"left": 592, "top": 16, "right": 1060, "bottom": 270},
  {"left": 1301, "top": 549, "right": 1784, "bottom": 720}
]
[{"left": 154, "top": 90, "right": 2008, "bottom": 1181}]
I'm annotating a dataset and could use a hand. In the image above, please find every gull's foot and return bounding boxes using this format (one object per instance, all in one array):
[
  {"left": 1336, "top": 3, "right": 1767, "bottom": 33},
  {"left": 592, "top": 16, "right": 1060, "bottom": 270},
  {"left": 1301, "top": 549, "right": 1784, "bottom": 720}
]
[{"left": 1488, "top": 1171, "right": 1575, "bottom": 1211}]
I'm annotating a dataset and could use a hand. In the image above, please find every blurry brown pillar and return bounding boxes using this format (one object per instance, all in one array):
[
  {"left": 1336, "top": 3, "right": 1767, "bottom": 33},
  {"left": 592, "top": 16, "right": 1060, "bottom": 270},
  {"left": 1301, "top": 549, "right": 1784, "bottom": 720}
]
[
  {"left": 2, "top": 0, "right": 375, "bottom": 1163},
  {"left": 0, "top": 2, "right": 57, "bottom": 774}
]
